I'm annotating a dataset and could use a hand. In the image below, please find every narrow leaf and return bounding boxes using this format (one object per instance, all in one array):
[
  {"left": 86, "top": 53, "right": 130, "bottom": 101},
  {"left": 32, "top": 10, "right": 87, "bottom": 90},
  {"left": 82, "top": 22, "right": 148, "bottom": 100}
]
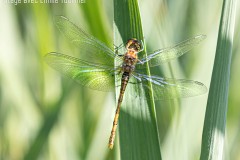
[
  {"left": 113, "top": 0, "right": 162, "bottom": 159},
  {"left": 200, "top": 0, "right": 237, "bottom": 159}
]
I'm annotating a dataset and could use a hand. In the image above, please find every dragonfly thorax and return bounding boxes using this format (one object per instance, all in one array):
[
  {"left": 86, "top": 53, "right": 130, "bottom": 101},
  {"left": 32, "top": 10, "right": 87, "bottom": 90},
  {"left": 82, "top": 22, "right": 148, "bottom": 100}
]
[{"left": 122, "top": 52, "right": 137, "bottom": 73}]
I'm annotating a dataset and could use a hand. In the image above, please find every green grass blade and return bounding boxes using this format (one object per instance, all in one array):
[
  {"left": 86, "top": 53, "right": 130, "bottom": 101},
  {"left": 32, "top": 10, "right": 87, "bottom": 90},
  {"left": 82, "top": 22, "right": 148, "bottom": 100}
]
[
  {"left": 200, "top": 0, "right": 237, "bottom": 159},
  {"left": 113, "top": 0, "right": 162, "bottom": 159}
]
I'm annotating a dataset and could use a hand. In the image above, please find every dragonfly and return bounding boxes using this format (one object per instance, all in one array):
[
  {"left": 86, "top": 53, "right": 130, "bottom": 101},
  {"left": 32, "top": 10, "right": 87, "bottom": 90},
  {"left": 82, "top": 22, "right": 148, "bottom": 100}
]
[{"left": 45, "top": 16, "right": 207, "bottom": 149}]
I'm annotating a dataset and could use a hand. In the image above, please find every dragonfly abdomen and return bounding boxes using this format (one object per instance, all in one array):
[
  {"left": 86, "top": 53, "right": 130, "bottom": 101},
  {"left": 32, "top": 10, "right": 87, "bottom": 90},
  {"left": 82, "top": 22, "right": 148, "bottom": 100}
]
[
  {"left": 108, "top": 72, "right": 130, "bottom": 149},
  {"left": 119, "top": 72, "right": 130, "bottom": 100}
]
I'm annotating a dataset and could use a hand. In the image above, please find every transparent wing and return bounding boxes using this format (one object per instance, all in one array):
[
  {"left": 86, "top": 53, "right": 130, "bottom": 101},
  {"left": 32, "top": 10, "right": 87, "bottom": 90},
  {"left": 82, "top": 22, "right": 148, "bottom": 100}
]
[
  {"left": 55, "top": 16, "right": 122, "bottom": 66},
  {"left": 132, "top": 73, "right": 207, "bottom": 100},
  {"left": 45, "top": 52, "right": 118, "bottom": 92},
  {"left": 138, "top": 35, "right": 206, "bottom": 67}
]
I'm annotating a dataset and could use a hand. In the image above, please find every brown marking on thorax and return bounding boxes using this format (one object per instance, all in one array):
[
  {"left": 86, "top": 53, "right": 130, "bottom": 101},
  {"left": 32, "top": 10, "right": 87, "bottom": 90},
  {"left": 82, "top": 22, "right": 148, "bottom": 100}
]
[
  {"left": 122, "top": 50, "right": 138, "bottom": 73},
  {"left": 126, "top": 50, "right": 138, "bottom": 59}
]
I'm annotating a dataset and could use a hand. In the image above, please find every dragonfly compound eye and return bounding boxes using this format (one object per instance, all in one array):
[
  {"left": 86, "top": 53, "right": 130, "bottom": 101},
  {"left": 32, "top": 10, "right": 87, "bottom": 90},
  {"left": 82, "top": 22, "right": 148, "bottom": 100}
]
[{"left": 126, "top": 38, "right": 143, "bottom": 52}]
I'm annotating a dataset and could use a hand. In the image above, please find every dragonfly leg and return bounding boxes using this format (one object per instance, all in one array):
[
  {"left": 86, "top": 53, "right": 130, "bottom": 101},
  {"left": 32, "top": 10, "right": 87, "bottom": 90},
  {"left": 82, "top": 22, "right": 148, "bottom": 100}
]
[
  {"left": 139, "top": 39, "right": 145, "bottom": 52},
  {"left": 137, "top": 59, "right": 144, "bottom": 64},
  {"left": 128, "top": 81, "right": 142, "bottom": 84},
  {"left": 114, "top": 43, "right": 124, "bottom": 57},
  {"left": 114, "top": 43, "right": 124, "bottom": 50}
]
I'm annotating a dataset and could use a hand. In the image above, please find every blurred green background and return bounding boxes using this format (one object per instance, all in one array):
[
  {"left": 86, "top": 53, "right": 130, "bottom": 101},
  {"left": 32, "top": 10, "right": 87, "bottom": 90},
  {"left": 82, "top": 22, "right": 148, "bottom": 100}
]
[{"left": 0, "top": 0, "right": 239, "bottom": 160}]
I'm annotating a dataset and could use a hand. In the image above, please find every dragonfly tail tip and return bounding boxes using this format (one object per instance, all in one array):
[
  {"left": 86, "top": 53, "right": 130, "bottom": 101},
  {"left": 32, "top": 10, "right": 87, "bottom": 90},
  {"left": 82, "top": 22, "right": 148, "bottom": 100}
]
[{"left": 108, "top": 144, "right": 114, "bottom": 149}]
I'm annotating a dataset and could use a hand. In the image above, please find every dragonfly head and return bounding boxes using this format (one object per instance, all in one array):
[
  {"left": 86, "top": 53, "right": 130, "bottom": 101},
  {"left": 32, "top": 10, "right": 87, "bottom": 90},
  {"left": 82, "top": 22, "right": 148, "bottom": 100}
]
[{"left": 126, "top": 38, "right": 143, "bottom": 53}]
